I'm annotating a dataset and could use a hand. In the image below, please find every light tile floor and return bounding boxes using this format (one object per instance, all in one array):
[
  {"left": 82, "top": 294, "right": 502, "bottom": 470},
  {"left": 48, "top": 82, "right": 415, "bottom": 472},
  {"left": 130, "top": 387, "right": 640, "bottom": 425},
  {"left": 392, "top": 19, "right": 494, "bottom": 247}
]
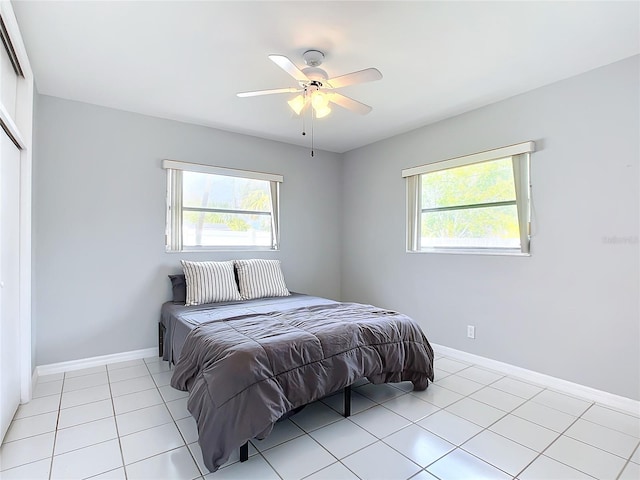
[{"left": 1, "top": 354, "right": 639, "bottom": 479}]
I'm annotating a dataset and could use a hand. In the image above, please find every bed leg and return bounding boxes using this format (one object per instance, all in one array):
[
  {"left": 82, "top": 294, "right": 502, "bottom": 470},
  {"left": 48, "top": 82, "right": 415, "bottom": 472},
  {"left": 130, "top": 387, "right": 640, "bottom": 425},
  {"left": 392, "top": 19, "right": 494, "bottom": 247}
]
[
  {"left": 343, "top": 384, "right": 351, "bottom": 417},
  {"left": 240, "top": 441, "right": 249, "bottom": 462},
  {"left": 158, "top": 323, "right": 165, "bottom": 358}
]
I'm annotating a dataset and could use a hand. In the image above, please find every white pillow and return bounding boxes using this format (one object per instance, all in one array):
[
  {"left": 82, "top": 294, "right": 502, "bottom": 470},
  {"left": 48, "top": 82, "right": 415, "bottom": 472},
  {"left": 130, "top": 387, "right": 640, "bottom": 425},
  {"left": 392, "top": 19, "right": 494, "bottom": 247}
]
[
  {"left": 234, "top": 259, "right": 290, "bottom": 300},
  {"left": 181, "top": 260, "right": 242, "bottom": 306}
]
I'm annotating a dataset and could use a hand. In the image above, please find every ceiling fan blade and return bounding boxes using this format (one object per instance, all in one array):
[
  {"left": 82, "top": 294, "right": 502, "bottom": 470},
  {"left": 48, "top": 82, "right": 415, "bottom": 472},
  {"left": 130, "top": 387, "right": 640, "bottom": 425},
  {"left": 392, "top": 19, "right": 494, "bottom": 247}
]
[
  {"left": 268, "top": 54, "right": 309, "bottom": 82},
  {"left": 327, "top": 68, "right": 382, "bottom": 89},
  {"left": 330, "top": 93, "right": 373, "bottom": 115},
  {"left": 237, "top": 87, "right": 300, "bottom": 98}
]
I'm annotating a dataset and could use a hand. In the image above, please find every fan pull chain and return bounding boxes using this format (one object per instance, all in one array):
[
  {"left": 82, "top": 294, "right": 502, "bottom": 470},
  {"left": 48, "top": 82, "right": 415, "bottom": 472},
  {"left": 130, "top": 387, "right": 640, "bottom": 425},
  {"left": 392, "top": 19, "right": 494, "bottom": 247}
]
[
  {"left": 301, "top": 88, "right": 307, "bottom": 139},
  {"left": 310, "top": 108, "right": 315, "bottom": 157},
  {"left": 297, "top": 88, "right": 314, "bottom": 157}
]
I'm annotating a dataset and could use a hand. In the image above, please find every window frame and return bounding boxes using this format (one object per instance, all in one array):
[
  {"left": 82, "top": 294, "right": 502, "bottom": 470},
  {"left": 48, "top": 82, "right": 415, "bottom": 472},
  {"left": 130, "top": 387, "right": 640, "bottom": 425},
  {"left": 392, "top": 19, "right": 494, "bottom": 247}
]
[
  {"left": 162, "top": 160, "right": 283, "bottom": 252},
  {"left": 402, "top": 142, "right": 534, "bottom": 256}
]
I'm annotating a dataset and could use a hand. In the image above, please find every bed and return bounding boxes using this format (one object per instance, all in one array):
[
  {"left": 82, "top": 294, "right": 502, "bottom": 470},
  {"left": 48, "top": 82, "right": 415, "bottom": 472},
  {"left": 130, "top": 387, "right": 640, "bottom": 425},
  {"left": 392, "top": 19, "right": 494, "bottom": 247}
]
[{"left": 161, "top": 292, "right": 434, "bottom": 472}]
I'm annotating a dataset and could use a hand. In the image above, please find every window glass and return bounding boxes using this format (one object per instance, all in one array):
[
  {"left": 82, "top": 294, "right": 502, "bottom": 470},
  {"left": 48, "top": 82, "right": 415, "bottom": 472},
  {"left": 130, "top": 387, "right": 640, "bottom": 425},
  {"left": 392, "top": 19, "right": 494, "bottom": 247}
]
[
  {"left": 182, "top": 172, "right": 271, "bottom": 211},
  {"left": 421, "top": 204, "right": 520, "bottom": 249},
  {"left": 420, "top": 157, "right": 520, "bottom": 250},
  {"left": 421, "top": 158, "right": 516, "bottom": 209}
]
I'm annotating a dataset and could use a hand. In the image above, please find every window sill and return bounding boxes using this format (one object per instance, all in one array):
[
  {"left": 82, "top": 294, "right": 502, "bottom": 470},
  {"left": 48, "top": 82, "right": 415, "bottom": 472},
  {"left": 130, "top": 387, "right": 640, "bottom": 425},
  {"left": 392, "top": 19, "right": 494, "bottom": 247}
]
[
  {"left": 407, "top": 248, "right": 530, "bottom": 257},
  {"left": 167, "top": 246, "right": 279, "bottom": 253}
]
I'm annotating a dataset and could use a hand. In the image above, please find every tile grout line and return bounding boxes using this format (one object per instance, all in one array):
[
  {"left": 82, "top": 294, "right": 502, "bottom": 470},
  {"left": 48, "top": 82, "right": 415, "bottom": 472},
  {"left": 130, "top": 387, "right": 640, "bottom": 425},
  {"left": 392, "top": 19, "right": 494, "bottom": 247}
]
[
  {"left": 467, "top": 384, "right": 561, "bottom": 461},
  {"left": 47, "top": 371, "right": 65, "bottom": 480},
  {"left": 254, "top": 450, "right": 285, "bottom": 480},
  {"left": 257, "top": 384, "right": 385, "bottom": 479},
  {"left": 48, "top": 382, "right": 161, "bottom": 432},
  {"left": 150, "top": 357, "right": 225, "bottom": 479},
  {"left": 123, "top": 445, "right": 192, "bottom": 473},
  {"left": 418, "top": 391, "right": 519, "bottom": 477},
  {"left": 578, "top": 415, "right": 640, "bottom": 439},
  {"left": 560, "top": 419, "right": 638, "bottom": 460},
  {"left": 435, "top": 370, "right": 638, "bottom": 459},
  {"left": 443, "top": 410, "right": 515, "bottom": 478},
  {"left": 441, "top": 357, "right": 640, "bottom": 420},
  {"left": 378, "top": 422, "right": 452, "bottom": 476},
  {"left": 351, "top": 379, "right": 473, "bottom": 475},
  {"left": 615, "top": 440, "right": 640, "bottom": 480},
  {"left": 322, "top": 384, "right": 437, "bottom": 478},
  {"left": 551, "top": 401, "right": 640, "bottom": 462},
  {"left": 442, "top": 380, "right": 544, "bottom": 478},
  {"left": 434, "top": 367, "right": 625, "bottom": 479},
  {"left": 105, "top": 364, "right": 129, "bottom": 480},
  {"left": 372, "top": 369, "right": 526, "bottom": 479},
  {"left": 144, "top": 358, "right": 203, "bottom": 478},
  {"left": 419, "top": 365, "right": 545, "bottom": 478},
  {"left": 285, "top": 422, "right": 364, "bottom": 480},
  {"left": 5, "top": 361, "right": 184, "bottom": 477},
  {"left": 299, "top": 459, "right": 363, "bottom": 480},
  {"left": 511, "top": 401, "right": 600, "bottom": 479}
]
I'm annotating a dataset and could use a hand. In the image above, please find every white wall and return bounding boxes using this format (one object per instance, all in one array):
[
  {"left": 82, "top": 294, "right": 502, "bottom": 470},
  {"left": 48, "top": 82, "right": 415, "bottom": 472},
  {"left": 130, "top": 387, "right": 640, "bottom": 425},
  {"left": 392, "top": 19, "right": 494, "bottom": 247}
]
[
  {"left": 341, "top": 56, "right": 640, "bottom": 400},
  {"left": 33, "top": 95, "right": 342, "bottom": 365}
]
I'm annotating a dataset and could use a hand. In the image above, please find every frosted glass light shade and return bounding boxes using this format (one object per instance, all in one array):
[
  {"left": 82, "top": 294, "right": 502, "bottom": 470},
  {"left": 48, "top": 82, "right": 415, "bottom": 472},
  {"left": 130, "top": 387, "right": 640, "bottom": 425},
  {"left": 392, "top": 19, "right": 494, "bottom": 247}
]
[
  {"left": 287, "top": 91, "right": 331, "bottom": 118},
  {"left": 311, "top": 91, "right": 329, "bottom": 109},
  {"left": 287, "top": 95, "right": 305, "bottom": 115},
  {"left": 314, "top": 106, "right": 331, "bottom": 118}
]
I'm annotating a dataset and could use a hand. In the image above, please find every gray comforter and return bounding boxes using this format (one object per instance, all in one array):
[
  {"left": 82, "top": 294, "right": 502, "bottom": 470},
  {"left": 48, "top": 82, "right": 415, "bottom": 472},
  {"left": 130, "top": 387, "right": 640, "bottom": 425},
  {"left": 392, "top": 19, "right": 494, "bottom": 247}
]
[
  {"left": 161, "top": 294, "right": 337, "bottom": 364},
  {"left": 170, "top": 300, "right": 434, "bottom": 472}
]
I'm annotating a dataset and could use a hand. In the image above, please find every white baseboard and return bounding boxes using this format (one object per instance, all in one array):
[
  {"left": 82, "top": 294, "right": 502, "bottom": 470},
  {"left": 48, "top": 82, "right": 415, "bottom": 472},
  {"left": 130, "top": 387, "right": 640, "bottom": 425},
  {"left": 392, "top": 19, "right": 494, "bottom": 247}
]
[
  {"left": 36, "top": 347, "right": 158, "bottom": 378},
  {"left": 432, "top": 343, "right": 640, "bottom": 416},
  {"left": 30, "top": 368, "right": 38, "bottom": 398}
]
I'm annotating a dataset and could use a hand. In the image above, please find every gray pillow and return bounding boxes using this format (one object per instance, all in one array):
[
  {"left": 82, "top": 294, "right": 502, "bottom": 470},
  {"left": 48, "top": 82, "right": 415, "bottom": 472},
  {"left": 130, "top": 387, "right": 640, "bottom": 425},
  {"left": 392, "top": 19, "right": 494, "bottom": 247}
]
[{"left": 168, "top": 274, "right": 187, "bottom": 304}]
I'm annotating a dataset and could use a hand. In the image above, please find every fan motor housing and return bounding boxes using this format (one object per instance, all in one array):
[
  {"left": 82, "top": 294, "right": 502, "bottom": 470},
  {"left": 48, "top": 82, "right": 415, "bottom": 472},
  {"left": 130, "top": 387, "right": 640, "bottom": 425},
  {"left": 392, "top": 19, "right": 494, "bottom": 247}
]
[
  {"left": 303, "top": 49, "right": 325, "bottom": 67},
  {"left": 302, "top": 66, "right": 328, "bottom": 83}
]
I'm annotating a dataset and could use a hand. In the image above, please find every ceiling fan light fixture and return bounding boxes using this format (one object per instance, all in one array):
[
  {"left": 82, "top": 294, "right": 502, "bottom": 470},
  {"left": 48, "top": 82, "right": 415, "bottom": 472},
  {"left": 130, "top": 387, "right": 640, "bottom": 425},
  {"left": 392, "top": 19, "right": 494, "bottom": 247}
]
[
  {"left": 311, "top": 90, "right": 329, "bottom": 110},
  {"left": 287, "top": 94, "right": 306, "bottom": 115},
  {"left": 314, "top": 105, "right": 331, "bottom": 119}
]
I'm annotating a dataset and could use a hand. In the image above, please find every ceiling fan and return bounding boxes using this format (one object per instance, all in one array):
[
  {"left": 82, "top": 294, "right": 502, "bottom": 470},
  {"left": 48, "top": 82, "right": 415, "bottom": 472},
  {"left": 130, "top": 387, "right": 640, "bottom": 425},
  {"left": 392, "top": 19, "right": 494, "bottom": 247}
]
[{"left": 237, "top": 50, "right": 382, "bottom": 119}]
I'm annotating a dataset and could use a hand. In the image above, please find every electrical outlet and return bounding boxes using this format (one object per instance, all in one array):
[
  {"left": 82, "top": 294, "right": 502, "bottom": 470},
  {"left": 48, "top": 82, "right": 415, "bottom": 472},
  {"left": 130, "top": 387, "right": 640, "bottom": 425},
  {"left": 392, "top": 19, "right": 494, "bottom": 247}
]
[{"left": 467, "top": 325, "right": 476, "bottom": 339}]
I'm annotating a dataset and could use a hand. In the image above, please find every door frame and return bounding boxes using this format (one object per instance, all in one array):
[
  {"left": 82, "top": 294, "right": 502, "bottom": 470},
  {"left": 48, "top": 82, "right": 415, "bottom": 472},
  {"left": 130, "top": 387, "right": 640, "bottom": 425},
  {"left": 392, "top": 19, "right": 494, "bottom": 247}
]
[{"left": 0, "top": 0, "right": 34, "bottom": 404}]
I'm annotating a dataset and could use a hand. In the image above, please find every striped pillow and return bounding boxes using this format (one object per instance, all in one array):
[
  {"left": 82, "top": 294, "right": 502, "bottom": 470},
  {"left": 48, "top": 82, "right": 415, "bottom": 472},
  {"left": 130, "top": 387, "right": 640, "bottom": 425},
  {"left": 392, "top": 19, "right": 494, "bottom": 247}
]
[
  {"left": 181, "top": 260, "right": 242, "bottom": 306},
  {"left": 235, "top": 259, "right": 290, "bottom": 300}
]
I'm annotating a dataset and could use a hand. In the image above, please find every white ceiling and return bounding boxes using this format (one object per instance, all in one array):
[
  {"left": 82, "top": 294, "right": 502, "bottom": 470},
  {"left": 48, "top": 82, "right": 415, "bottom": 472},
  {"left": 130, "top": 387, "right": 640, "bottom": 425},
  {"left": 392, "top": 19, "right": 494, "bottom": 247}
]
[{"left": 13, "top": 1, "right": 640, "bottom": 153}]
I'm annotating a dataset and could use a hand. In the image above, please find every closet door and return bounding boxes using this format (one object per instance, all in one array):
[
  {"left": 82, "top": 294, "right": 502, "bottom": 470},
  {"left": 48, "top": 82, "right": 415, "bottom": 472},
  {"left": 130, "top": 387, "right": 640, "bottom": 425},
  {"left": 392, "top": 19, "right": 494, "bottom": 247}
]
[
  {"left": 0, "top": 1, "right": 34, "bottom": 443},
  {"left": 0, "top": 129, "right": 21, "bottom": 440}
]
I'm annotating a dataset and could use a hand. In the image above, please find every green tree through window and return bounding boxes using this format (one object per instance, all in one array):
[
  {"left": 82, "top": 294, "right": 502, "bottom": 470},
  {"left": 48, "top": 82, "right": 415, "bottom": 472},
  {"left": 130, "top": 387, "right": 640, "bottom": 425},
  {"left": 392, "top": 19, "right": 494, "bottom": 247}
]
[{"left": 421, "top": 158, "right": 520, "bottom": 249}]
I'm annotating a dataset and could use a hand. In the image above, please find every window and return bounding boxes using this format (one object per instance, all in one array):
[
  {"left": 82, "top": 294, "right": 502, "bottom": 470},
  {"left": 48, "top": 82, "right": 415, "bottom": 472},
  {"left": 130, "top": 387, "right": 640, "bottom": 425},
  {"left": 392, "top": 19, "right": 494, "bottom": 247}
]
[
  {"left": 403, "top": 142, "right": 534, "bottom": 255},
  {"left": 163, "top": 160, "right": 283, "bottom": 251}
]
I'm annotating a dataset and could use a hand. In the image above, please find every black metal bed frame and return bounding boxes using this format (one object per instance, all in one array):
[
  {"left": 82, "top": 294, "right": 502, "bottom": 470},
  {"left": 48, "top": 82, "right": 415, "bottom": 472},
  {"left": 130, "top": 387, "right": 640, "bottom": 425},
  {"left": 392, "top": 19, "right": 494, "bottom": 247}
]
[
  {"left": 159, "top": 323, "right": 165, "bottom": 358},
  {"left": 159, "top": 321, "right": 353, "bottom": 464},
  {"left": 238, "top": 384, "right": 352, "bottom": 462}
]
